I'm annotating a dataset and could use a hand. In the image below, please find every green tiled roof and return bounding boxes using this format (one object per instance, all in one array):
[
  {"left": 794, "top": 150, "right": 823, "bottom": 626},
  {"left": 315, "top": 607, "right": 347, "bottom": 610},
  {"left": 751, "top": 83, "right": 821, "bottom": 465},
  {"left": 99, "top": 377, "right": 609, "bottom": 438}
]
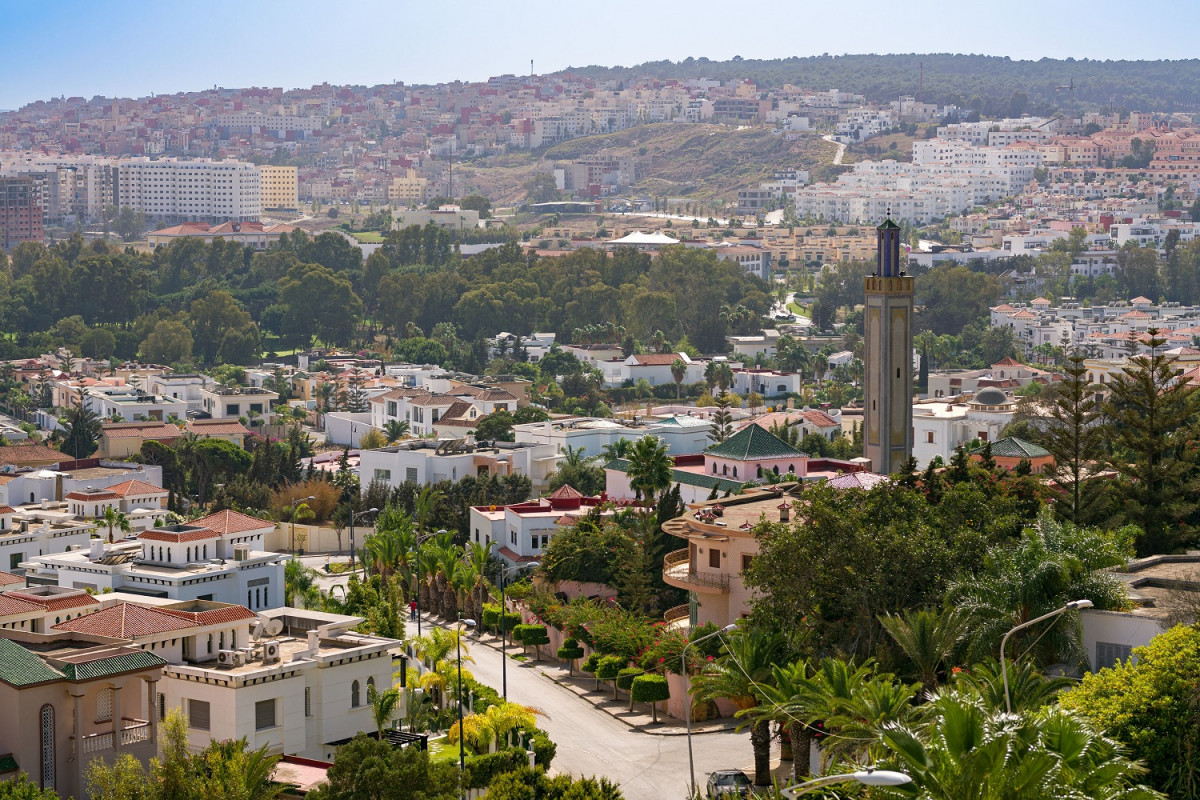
[
  {"left": 0, "top": 755, "right": 18, "bottom": 773},
  {"left": 59, "top": 650, "right": 166, "bottom": 682},
  {"left": 878, "top": 218, "right": 901, "bottom": 230},
  {"left": 603, "top": 459, "right": 744, "bottom": 493},
  {"left": 0, "top": 639, "right": 63, "bottom": 687},
  {"left": 989, "top": 437, "right": 1051, "bottom": 459},
  {"left": 704, "top": 424, "right": 807, "bottom": 461}
]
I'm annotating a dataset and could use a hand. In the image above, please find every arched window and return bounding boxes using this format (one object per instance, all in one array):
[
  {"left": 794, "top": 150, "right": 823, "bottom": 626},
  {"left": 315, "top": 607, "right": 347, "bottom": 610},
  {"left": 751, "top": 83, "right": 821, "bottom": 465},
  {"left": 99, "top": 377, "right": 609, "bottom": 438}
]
[
  {"left": 248, "top": 590, "right": 253, "bottom": 608},
  {"left": 40, "top": 704, "right": 54, "bottom": 790},
  {"left": 772, "top": 465, "right": 779, "bottom": 475},
  {"left": 733, "top": 466, "right": 738, "bottom": 478},
  {"left": 186, "top": 547, "right": 192, "bottom": 562},
  {"left": 351, "top": 680, "right": 361, "bottom": 708},
  {"left": 756, "top": 466, "right": 762, "bottom": 478},
  {"left": 367, "top": 676, "right": 375, "bottom": 699},
  {"left": 788, "top": 465, "right": 794, "bottom": 474}
]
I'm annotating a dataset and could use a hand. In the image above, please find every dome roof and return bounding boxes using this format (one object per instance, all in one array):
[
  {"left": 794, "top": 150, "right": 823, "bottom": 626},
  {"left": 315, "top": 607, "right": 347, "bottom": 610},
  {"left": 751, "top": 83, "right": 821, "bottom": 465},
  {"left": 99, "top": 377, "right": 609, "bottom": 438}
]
[{"left": 972, "top": 387, "right": 1010, "bottom": 406}]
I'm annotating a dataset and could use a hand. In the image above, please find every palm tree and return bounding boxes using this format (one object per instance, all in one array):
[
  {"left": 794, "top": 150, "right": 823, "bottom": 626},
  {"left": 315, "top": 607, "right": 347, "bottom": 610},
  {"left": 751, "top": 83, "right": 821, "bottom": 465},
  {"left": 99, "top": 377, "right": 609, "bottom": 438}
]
[
  {"left": 624, "top": 434, "right": 673, "bottom": 502},
  {"left": 670, "top": 358, "right": 687, "bottom": 399},
  {"left": 368, "top": 684, "right": 401, "bottom": 737},
  {"left": 599, "top": 438, "right": 633, "bottom": 463},
  {"left": 97, "top": 505, "right": 132, "bottom": 543},
  {"left": 691, "top": 628, "right": 786, "bottom": 786},
  {"left": 951, "top": 656, "right": 1073, "bottom": 713},
  {"left": 561, "top": 445, "right": 592, "bottom": 469},
  {"left": 383, "top": 420, "right": 409, "bottom": 443},
  {"left": 743, "top": 660, "right": 816, "bottom": 782},
  {"left": 873, "top": 690, "right": 1162, "bottom": 800},
  {"left": 879, "top": 606, "right": 967, "bottom": 693}
]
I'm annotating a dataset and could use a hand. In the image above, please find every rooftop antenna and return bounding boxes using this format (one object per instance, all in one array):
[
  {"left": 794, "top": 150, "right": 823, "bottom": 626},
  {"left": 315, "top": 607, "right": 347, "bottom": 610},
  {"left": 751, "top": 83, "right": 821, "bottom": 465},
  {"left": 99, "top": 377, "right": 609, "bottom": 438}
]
[
  {"left": 531, "top": 59, "right": 534, "bottom": 78},
  {"left": 919, "top": 61, "right": 923, "bottom": 105}
]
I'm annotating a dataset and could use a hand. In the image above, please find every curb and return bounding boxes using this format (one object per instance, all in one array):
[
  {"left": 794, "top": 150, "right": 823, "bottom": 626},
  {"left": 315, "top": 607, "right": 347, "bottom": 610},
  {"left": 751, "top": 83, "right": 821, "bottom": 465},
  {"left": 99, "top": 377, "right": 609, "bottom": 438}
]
[{"left": 439, "top": 621, "right": 737, "bottom": 738}]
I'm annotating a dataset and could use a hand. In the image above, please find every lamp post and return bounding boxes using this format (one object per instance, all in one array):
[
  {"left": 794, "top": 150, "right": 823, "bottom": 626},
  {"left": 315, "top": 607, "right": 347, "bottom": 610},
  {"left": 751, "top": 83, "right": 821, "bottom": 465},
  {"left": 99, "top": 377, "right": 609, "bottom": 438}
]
[
  {"left": 684, "top": 622, "right": 737, "bottom": 798},
  {"left": 1000, "top": 598, "right": 1093, "bottom": 713},
  {"left": 289, "top": 494, "right": 315, "bottom": 559},
  {"left": 348, "top": 506, "right": 378, "bottom": 574},
  {"left": 456, "top": 617, "right": 476, "bottom": 795},
  {"left": 499, "top": 561, "right": 538, "bottom": 701},
  {"left": 780, "top": 769, "right": 913, "bottom": 799}
]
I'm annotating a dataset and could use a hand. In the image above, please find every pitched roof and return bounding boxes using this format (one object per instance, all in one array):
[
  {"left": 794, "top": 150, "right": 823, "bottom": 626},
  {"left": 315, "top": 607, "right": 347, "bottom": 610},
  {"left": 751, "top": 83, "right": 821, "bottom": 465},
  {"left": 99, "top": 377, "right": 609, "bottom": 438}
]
[
  {"left": 705, "top": 424, "right": 808, "bottom": 461},
  {"left": 158, "top": 604, "right": 257, "bottom": 626},
  {"left": 191, "top": 509, "right": 274, "bottom": 535},
  {"left": 65, "top": 490, "right": 120, "bottom": 501},
  {"left": 101, "top": 421, "right": 182, "bottom": 439},
  {"left": 52, "top": 603, "right": 195, "bottom": 638},
  {"left": 139, "top": 527, "right": 219, "bottom": 543},
  {"left": 988, "top": 437, "right": 1052, "bottom": 459},
  {"left": 604, "top": 459, "right": 744, "bottom": 492},
  {"left": 106, "top": 479, "right": 168, "bottom": 497},
  {"left": 799, "top": 410, "right": 839, "bottom": 428},
  {"left": 185, "top": 419, "right": 251, "bottom": 436},
  {"left": 992, "top": 356, "right": 1023, "bottom": 366},
  {"left": 546, "top": 484, "right": 583, "bottom": 500},
  {"left": 826, "top": 472, "right": 890, "bottom": 490},
  {"left": 0, "top": 639, "right": 63, "bottom": 686},
  {"left": 0, "top": 444, "right": 63, "bottom": 468},
  {"left": 6, "top": 590, "right": 98, "bottom": 611},
  {"left": 56, "top": 647, "right": 166, "bottom": 681},
  {"left": 0, "top": 571, "right": 23, "bottom": 587},
  {"left": 0, "top": 594, "right": 44, "bottom": 616},
  {"left": 630, "top": 353, "right": 687, "bottom": 366}
]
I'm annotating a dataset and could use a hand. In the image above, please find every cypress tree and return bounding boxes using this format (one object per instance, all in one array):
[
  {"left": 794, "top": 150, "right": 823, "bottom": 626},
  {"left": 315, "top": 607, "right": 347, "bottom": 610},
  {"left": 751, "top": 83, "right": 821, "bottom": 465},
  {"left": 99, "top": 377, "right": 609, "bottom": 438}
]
[{"left": 1042, "top": 350, "right": 1104, "bottom": 525}]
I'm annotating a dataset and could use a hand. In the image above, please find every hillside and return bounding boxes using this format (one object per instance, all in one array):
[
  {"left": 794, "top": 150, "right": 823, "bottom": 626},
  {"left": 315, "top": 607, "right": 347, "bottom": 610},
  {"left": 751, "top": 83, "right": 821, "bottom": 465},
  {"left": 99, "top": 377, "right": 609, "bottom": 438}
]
[{"left": 456, "top": 123, "right": 839, "bottom": 205}]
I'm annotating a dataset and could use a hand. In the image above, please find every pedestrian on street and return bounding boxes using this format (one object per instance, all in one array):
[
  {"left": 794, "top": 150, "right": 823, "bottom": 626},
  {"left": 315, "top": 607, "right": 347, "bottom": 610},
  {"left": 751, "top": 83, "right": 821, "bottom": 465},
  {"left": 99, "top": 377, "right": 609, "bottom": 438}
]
[{"left": 409, "top": 599, "right": 417, "bottom": 621}]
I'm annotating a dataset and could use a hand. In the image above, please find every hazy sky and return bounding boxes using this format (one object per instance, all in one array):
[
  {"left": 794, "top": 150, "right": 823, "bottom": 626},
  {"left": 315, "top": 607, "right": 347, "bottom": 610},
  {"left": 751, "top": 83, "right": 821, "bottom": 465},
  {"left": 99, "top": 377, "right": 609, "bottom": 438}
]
[{"left": 3, "top": 0, "right": 1192, "bottom": 110}]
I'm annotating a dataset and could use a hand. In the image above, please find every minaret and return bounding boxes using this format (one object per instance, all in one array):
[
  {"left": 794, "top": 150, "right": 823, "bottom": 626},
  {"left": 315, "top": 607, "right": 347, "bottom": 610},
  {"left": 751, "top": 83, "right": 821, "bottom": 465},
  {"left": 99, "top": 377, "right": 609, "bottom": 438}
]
[{"left": 863, "top": 216, "right": 914, "bottom": 475}]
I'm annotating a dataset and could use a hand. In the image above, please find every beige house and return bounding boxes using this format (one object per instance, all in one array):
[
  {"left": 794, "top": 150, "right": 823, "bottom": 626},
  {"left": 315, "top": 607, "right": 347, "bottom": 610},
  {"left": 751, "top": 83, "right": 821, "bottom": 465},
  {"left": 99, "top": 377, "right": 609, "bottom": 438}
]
[
  {"left": 0, "top": 631, "right": 165, "bottom": 800},
  {"left": 98, "top": 422, "right": 182, "bottom": 459}
]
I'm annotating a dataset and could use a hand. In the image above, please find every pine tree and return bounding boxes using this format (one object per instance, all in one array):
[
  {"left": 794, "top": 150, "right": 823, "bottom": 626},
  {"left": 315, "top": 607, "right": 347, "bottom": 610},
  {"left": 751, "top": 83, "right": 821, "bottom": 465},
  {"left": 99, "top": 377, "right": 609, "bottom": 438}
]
[
  {"left": 979, "top": 441, "right": 996, "bottom": 472},
  {"left": 1041, "top": 351, "right": 1104, "bottom": 525},
  {"left": 895, "top": 455, "right": 919, "bottom": 486},
  {"left": 709, "top": 391, "right": 734, "bottom": 443},
  {"left": 947, "top": 446, "right": 971, "bottom": 484},
  {"left": 1104, "top": 329, "right": 1200, "bottom": 554}
]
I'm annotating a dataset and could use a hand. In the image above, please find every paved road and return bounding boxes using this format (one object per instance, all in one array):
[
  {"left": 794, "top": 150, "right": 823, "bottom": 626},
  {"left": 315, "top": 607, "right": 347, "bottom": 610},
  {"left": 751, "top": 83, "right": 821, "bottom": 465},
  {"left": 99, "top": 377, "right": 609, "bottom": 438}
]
[{"left": 431, "top": 617, "right": 757, "bottom": 800}]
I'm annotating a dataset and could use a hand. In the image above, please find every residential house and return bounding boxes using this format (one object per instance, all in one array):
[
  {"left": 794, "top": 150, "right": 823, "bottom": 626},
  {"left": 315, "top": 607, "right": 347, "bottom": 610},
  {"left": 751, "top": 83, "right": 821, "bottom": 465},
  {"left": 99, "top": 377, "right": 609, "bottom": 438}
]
[
  {"left": 970, "top": 437, "right": 1055, "bottom": 473},
  {"left": 0, "top": 631, "right": 165, "bottom": 800},
  {"left": 358, "top": 439, "right": 558, "bottom": 493},
  {"left": 911, "top": 388, "right": 1018, "bottom": 468},
  {"left": 469, "top": 485, "right": 613, "bottom": 565},
  {"left": 512, "top": 415, "right": 714, "bottom": 460},
  {"left": 184, "top": 419, "right": 253, "bottom": 448},
  {"left": 596, "top": 353, "right": 705, "bottom": 388},
  {"left": 98, "top": 422, "right": 183, "bottom": 459},
  {"left": 0, "top": 505, "right": 94, "bottom": 574},
  {"left": 197, "top": 385, "right": 278, "bottom": 422}
]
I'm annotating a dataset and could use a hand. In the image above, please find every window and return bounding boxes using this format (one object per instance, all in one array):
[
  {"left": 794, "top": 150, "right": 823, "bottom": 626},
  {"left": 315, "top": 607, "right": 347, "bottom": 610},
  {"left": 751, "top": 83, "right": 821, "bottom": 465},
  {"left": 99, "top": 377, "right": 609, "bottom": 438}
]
[
  {"left": 304, "top": 687, "right": 312, "bottom": 717},
  {"left": 188, "top": 699, "right": 211, "bottom": 730},
  {"left": 709, "top": 548, "right": 721, "bottom": 569},
  {"left": 40, "top": 704, "right": 54, "bottom": 791},
  {"left": 96, "top": 688, "right": 114, "bottom": 722},
  {"left": 158, "top": 693, "right": 166, "bottom": 722},
  {"left": 741, "top": 554, "right": 753, "bottom": 572},
  {"left": 351, "top": 680, "right": 361, "bottom": 708},
  {"left": 255, "top": 699, "right": 276, "bottom": 730},
  {"left": 405, "top": 467, "right": 418, "bottom": 483},
  {"left": 530, "top": 535, "right": 538, "bottom": 550},
  {"left": 926, "top": 432, "right": 934, "bottom": 444},
  {"left": 374, "top": 469, "right": 392, "bottom": 482},
  {"left": 1096, "top": 642, "right": 1132, "bottom": 670}
]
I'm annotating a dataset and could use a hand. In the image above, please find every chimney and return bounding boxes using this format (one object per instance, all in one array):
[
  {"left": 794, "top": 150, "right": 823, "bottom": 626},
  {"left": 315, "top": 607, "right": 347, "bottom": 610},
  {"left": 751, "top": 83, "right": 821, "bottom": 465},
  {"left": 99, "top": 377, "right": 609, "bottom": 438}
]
[
  {"left": 89, "top": 538, "right": 104, "bottom": 560},
  {"left": 40, "top": 498, "right": 49, "bottom": 510},
  {"left": 307, "top": 630, "right": 320, "bottom": 651}
]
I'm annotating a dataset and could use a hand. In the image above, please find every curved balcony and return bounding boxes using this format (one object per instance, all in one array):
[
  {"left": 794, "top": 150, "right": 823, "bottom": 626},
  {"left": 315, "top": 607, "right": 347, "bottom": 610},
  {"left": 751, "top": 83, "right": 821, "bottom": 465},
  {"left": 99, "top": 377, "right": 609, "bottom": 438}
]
[
  {"left": 663, "top": 603, "right": 691, "bottom": 628},
  {"left": 663, "top": 548, "right": 729, "bottom": 594}
]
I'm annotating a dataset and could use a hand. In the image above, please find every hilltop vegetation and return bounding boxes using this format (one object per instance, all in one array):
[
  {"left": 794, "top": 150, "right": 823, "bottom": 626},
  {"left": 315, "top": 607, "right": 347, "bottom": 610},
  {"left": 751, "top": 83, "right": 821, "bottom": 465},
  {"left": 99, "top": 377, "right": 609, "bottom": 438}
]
[{"left": 559, "top": 54, "right": 1200, "bottom": 114}]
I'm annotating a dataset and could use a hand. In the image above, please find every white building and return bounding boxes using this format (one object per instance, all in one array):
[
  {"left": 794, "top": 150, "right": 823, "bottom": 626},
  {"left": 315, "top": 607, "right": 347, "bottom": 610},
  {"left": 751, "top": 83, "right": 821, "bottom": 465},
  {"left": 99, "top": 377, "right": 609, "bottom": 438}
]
[
  {"left": 64, "top": 479, "right": 169, "bottom": 533},
  {"left": 911, "top": 388, "right": 1018, "bottom": 468},
  {"left": 0, "top": 503, "right": 95, "bottom": 573},
  {"left": 512, "top": 415, "right": 715, "bottom": 459},
  {"left": 143, "top": 374, "right": 216, "bottom": 414},
  {"left": 50, "top": 601, "right": 398, "bottom": 759},
  {"left": 468, "top": 485, "right": 615, "bottom": 563},
  {"left": 117, "top": 158, "right": 262, "bottom": 223},
  {"left": 21, "top": 510, "right": 284, "bottom": 611},
  {"left": 214, "top": 112, "right": 322, "bottom": 138},
  {"left": 198, "top": 384, "right": 278, "bottom": 420},
  {"left": 79, "top": 384, "right": 189, "bottom": 424},
  {"left": 359, "top": 439, "right": 557, "bottom": 493},
  {"left": 596, "top": 352, "right": 705, "bottom": 388}
]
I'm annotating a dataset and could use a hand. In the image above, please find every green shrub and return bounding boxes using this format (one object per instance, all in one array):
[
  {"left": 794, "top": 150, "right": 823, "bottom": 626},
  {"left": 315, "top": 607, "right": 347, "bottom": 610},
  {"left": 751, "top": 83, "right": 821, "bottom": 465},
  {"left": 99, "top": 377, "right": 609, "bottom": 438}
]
[
  {"left": 513, "top": 624, "right": 550, "bottom": 660},
  {"left": 581, "top": 652, "right": 602, "bottom": 673},
  {"left": 557, "top": 638, "right": 585, "bottom": 675},
  {"left": 531, "top": 730, "right": 556, "bottom": 768},
  {"left": 500, "top": 610, "right": 521, "bottom": 635},
  {"left": 596, "top": 655, "right": 625, "bottom": 699},
  {"left": 464, "top": 748, "right": 527, "bottom": 789},
  {"left": 616, "top": 666, "right": 644, "bottom": 690},
  {"left": 631, "top": 674, "right": 671, "bottom": 722},
  {"left": 481, "top": 604, "right": 500, "bottom": 632}
]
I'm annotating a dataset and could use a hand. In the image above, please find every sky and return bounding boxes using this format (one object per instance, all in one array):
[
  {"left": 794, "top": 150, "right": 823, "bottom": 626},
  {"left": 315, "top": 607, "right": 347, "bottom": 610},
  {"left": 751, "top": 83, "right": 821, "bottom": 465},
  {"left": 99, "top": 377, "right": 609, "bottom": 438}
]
[{"left": 3, "top": 0, "right": 1195, "bottom": 110}]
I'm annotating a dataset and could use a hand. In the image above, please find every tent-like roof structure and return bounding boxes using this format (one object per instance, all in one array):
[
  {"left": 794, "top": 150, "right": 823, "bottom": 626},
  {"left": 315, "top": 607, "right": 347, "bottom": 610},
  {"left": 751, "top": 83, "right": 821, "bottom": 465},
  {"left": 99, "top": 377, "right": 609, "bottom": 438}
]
[{"left": 608, "top": 231, "right": 680, "bottom": 246}]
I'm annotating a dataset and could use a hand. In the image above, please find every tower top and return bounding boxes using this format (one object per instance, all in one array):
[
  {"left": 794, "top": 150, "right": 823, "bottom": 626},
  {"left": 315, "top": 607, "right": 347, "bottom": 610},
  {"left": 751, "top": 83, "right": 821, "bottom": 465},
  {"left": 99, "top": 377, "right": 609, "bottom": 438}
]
[{"left": 875, "top": 217, "right": 904, "bottom": 277}]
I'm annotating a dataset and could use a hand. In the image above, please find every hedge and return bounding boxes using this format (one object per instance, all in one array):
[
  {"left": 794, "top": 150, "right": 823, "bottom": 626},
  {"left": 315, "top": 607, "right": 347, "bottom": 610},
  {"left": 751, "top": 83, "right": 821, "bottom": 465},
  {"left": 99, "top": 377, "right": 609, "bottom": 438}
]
[
  {"left": 513, "top": 624, "right": 550, "bottom": 659},
  {"left": 581, "top": 652, "right": 603, "bottom": 690},
  {"left": 482, "top": 603, "right": 522, "bottom": 635},
  {"left": 531, "top": 730, "right": 556, "bottom": 768},
  {"left": 464, "top": 749, "right": 527, "bottom": 789},
  {"left": 596, "top": 655, "right": 626, "bottom": 699},
  {"left": 631, "top": 674, "right": 671, "bottom": 723},
  {"left": 617, "top": 666, "right": 645, "bottom": 711}
]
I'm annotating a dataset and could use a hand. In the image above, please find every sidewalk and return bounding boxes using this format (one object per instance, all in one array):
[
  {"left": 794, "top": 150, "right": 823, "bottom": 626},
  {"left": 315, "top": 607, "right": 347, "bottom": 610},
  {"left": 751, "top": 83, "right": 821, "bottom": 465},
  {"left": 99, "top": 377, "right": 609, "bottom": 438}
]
[{"left": 422, "top": 614, "right": 738, "bottom": 737}]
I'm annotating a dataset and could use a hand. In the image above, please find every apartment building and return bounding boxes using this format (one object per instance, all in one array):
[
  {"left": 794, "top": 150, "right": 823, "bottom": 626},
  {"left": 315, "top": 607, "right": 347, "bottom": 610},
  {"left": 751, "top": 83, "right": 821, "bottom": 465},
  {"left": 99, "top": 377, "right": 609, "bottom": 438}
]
[
  {"left": 214, "top": 113, "right": 322, "bottom": 138},
  {"left": 359, "top": 438, "right": 557, "bottom": 493},
  {"left": 257, "top": 165, "right": 298, "bottom": 210},
  {"left": 117, "top": 158, "right": 261, "bottom": 223},
  {"left": 0, "top": 176, "right": 44, "bottom": 248}
]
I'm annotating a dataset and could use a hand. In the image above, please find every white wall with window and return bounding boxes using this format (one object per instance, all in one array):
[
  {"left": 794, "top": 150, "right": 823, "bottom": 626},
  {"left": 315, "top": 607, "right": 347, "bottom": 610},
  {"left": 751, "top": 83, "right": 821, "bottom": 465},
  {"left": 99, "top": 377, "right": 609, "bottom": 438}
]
[{"left": 1080, "top": 609, "right": 1165, "bottom": 672}]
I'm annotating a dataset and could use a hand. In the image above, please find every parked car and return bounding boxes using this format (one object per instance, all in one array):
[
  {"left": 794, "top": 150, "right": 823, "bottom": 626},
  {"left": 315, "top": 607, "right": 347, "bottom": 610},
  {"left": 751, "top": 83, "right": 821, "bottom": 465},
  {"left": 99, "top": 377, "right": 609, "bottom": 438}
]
[{"left": 707, "top": 770, "right": 753, "bottom": 797}]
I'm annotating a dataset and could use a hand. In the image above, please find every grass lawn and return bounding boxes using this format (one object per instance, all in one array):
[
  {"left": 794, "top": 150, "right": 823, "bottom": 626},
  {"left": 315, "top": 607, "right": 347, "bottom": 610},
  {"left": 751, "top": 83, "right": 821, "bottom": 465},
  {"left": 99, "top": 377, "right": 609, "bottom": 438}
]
[
  {"left": 427, "top": 736, "right": 472, "bottom": 763},
  {"left": 349, "top": 231, "right": 385, "bottom": 243},
  {"left": 509, "top": 654, "right": 527, "bottom": 662},
  {"left": 787, "top": 301, "right": 810, "bottom": 317}
]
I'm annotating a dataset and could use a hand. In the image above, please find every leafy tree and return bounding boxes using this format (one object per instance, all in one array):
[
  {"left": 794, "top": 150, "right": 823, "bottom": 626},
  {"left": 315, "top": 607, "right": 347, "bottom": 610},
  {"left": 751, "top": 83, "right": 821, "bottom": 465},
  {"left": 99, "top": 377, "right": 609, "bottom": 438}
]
[
  {"left": 1104, "top": 329, "right": 1200, "bottom": 553},
  {"left": 141, "top": 318, "right": 194, "bottom": 364},
  {"left": 473, "top": 410, "right": 516, "bottom": 442},
  {"left": 59, "top": 392, "right": 102, "bottom": 459},
  {"left": 0, "top": 775, "right": 60, "bottom": 800},
  {"left": 279, "top": 262, "right": 363, "bottom": 346},
  {"left": 1060, "top": 623, "right": 1200, "bottom": 800},
  {"left": 630, "top": 674, "right": 670, "bottom": 723},
  {"left": 458, "top": 194, "right": 492, "bottom": 219},
  {"left": 524, "top": 173, "right": 560, "bottom": 205},
  {"left": 306, "top": 735, "right": 458, "bottom": 800},
  {"left": 484, "top": 766, "right": 623, "bottom": 800}
]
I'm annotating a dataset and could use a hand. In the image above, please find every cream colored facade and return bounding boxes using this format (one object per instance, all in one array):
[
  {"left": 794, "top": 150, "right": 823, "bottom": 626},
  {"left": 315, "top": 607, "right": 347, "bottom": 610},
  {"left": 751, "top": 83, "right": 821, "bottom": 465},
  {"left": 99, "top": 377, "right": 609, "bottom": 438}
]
[
  {"left": 258, "top": 165, "right": 299, "bottom": 210},
  {"left": 387, "top": 170, "right": 428, "bottom": 206}
]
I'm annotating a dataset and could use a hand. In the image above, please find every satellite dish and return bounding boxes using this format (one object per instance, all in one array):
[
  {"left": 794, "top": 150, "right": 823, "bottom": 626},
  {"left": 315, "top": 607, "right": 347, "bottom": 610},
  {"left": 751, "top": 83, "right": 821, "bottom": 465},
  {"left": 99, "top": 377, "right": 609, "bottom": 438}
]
[
  {"left": 251, "top": 619, "right": 265, "bottom": 640},
  {"left": 264, "top": 619, "right": 284, "bottom": 637}
]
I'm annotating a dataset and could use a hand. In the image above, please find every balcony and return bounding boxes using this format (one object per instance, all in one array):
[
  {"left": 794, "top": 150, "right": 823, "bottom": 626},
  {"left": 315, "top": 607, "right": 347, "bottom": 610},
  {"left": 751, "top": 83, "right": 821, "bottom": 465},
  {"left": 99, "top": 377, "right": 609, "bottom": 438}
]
[
  {"left": 75, "top": 719, "right": 152, "bottom": 756},
  {"left": 663, "top": 548, "right": 729, "bottom": 594},
  {"left": 663, "top": 603, "right": 691, "bottom": 629}
]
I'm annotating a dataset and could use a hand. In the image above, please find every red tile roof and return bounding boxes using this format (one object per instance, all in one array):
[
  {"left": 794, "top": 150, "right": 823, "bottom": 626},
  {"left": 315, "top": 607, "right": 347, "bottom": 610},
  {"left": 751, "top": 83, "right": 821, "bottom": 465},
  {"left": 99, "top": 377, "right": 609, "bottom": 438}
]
[
  {"left": 547, "top": 484, "right": 583, "bottom": 500},
  {"left": 6, "top": 590, "right": 98, "bottom": 611},
  {"left": 102, "top": 422, "right": 182, "bottom": 439},
  {"left": 65, "top": 491, "right": 119, "bottom": 501},
  {"left": 139, "top": 528, "right": 219, "bottom": 543},
  {"left": 159, "top": 605, "right": 257, "bottom": 626},
  {"left": 185, "top": 420, "right": 251, "bottom": 436},
  {"left": 631, "top": 353, "right": 687, "bottom": 366},
  {"left": 497, "top": 546, "right": 540, "bottom": 563},
  {"left": 0, "top": 594, "right": 42, "bottom": 615},
  {"left": 51, "top": 602, "right": 195, "bottom": 638},
  {"left": 0, "top": 571, "right": 23, "bottom": 587},
  {"left": 190, "top": 509, "right": 274, "bottom": 535},
  {"left": 106, "top": 479, "right": 168, "bottom": 497},
  {"left": 0, "top": 506, "right": 14, "bottom": 515},
  {"left": 992, "top": 356, "right": 1023, "bottom": 366},
  {"left": 0, "top": 444, "right": 63, "bottom": 468}
]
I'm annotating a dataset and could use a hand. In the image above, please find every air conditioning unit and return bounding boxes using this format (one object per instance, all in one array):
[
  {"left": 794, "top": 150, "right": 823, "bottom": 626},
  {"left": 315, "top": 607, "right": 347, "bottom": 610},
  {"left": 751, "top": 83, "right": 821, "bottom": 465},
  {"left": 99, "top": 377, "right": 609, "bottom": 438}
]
[
  {"left": 262, "top": 640, "right": 281, "bottom": 664},
  {"left": 217, "top": 650, "right": 236, "bottom": 666},
  {"left": 233, "top": 545, "right": 250, "bottom": 561}
]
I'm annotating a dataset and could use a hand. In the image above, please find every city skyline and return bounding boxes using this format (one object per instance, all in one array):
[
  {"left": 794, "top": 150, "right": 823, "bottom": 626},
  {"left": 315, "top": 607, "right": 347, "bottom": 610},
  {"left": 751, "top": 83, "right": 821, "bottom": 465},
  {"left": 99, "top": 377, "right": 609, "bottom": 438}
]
[{"left": 3, "top": 0, "right": 1193, "bottom": 110}]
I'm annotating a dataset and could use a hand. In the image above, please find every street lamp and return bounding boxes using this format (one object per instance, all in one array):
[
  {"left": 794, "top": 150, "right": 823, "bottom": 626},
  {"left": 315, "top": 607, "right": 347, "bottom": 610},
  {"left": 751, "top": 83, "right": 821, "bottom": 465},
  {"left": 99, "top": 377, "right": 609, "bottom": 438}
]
[
  {"left": 1000, "top": 598, "right": 1093, "bottom": 713},
  {"left": 781, "top": 769, "right": 913, "bottom": 798},
  {"left": 684, "top": 622, "right": 737, "bottom": 797},
  {"left": 349, "top": 506, "right": 378, "bottom": 573},
  {"left": 290, "top": 494, "right": 315, "bottom": 559},
  {"left": 498, "top": 561, "right": 538, "bottom": 700},
  {"left": 456, "top": 618, "right": 476, "bottom": 792}
]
